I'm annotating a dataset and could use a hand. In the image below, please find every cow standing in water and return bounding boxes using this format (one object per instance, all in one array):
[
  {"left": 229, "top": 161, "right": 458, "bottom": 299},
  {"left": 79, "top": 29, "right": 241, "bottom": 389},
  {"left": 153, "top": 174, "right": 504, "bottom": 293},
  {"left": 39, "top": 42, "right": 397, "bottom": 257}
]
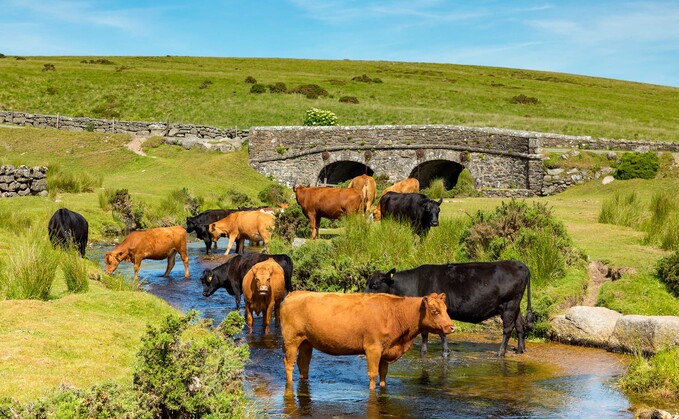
[
  {"left": 208, "top": 210, "right": 275, "bottom": 255},
  {"left": 365, "top": 260, "right": 533, "bottom": 357},
  {"left": 281, "top": 291, "right": 455, "bottom": 390},
  {"left": 294, "top": 186, "right": 363, "bottom": 239},
  {"left": 48, "top": 208, "right": 89, "bottom": 256},
  {"left": 242, "top": 259, "right": 287, "bottom": 334},
  {"left": 348, "top": 174, "right": 377, "bottom": 216},
  {"left": 104, "top": 226, "right": 190, "bottom": 280}
]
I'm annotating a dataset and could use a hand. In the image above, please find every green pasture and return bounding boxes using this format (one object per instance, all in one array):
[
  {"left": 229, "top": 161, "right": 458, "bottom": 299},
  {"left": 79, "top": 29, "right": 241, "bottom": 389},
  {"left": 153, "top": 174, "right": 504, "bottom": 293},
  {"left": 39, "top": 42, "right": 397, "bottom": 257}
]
[{"left": 1, "top": 56, "right": 678, "bottom": 141}]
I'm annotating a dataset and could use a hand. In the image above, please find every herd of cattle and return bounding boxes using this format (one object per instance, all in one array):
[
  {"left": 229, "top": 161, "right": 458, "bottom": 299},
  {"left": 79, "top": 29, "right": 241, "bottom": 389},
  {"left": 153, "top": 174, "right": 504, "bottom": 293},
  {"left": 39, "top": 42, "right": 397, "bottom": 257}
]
[{"left": 46, "top": 175, "right": 533, "bottom": 389}]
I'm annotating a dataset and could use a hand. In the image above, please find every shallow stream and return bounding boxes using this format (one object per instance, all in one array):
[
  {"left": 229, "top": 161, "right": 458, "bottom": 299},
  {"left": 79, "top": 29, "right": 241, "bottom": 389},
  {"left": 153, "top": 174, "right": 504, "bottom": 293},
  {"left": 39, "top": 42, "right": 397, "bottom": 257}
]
[{"left": 91, "top": 241, "right": 635, "bottom": 418}]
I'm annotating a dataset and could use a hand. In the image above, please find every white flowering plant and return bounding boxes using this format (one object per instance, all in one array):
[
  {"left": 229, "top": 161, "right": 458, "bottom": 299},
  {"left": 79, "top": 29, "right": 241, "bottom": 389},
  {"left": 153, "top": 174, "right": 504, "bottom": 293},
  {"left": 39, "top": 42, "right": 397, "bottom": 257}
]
[{"left": 303, "top": 108, "right": 338, "bottom": 126}]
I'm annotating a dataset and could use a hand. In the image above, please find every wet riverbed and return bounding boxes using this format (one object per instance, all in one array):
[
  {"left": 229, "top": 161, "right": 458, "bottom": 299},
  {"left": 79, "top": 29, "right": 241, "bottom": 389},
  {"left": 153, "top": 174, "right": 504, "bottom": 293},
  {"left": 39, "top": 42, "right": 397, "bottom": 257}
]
[{"left": 91, "top": 241, "right": 635, "bottom": 418}]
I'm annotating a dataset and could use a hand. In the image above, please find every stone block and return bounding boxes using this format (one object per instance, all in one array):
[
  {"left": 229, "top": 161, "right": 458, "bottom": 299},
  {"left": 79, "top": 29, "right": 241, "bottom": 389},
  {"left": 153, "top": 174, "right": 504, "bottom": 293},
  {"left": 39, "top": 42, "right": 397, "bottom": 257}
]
[
  {"left": 551, "top": 306, "right": 622, "bottom": 348},
  {"left": 602, "top": 176, "right": 615, "bottom": 185},
  {"left": 609, "top": 315, "right": 679, "bottom": 354}
]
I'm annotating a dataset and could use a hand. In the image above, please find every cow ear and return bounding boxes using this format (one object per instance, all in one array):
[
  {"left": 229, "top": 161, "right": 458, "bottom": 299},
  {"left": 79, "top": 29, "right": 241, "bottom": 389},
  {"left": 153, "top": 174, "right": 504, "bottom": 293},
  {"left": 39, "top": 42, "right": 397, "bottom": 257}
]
[
  {"left": 387, "top": 268, "right": 396, "bottom": 278},
  {"left": 207, "top": 275, "right": 213, "bottom": 283},
  {"left": 438, "top": 293, "right": 446, "bottom": 303},
  {"left": 114, "top": 252, "right": 123, "bottom": 262},
  {"left": 437, "top": 198, "right": 443, "bottom": 205}
]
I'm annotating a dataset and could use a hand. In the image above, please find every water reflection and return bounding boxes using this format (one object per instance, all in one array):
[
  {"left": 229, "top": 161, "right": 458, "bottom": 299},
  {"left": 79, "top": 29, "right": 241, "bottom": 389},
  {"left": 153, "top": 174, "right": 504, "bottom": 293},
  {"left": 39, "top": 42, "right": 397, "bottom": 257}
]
[{"left": 91, "top": 240, "right": 634, "bottom": 418}]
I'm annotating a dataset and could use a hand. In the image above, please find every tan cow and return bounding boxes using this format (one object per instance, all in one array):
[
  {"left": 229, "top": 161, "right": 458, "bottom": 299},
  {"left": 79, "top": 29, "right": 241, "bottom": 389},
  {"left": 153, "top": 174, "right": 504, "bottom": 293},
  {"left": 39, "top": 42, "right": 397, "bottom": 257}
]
[
  {"left": 208, "top": 210, "right": 274, "bottom": 255},
  {"left": 281, "top": 291, "right": 455, "bottom": 390},
  {"left": 104, "top": 225, "right": 190, "bottom": 280},
  {"left": 242, "top": 258, "right": 287, "bottom": 334},
  {"left": 348, "top": 174, "right": 377, "bottom": 216},
  {"left": 373, "top": 178, "right": 420, "bottom": 220},
  {"left": 294, "top": 186, "right": 363, "bottom": 239}
]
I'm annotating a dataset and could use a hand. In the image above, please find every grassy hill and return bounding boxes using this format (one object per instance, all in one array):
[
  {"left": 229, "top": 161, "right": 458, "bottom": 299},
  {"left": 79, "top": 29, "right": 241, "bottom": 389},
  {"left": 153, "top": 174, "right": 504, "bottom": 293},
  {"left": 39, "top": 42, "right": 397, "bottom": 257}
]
[{"left": 1, "top": 56, "right": 678, "bottom": 142}]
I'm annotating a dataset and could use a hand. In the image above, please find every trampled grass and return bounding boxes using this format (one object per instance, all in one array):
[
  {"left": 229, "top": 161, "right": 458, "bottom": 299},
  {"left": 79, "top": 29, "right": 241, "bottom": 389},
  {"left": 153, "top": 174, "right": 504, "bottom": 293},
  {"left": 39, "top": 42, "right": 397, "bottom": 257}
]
[{"left": 1, "top": 56, "right": 678, "bottom": 141}]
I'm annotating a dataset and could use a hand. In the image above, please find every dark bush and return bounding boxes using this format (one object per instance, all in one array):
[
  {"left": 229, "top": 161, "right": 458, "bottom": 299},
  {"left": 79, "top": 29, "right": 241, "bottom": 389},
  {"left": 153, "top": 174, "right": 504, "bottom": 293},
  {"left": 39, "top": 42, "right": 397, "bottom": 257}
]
[
  {"left": 249, "top": 83, "right": 266, "bottom": 94},
  {"left": 272, "top": 202, "right": 311, "bottom": 243},
  {"left": 227, "top": 189, "right": 255, "bottom": 208},
  {"left": 509, "top": 94, "right": 540, "bottom": 105},
  {"left": 115, "top": 66, "right": 131, "bottom": 72},
  {"left": 83, "top": 59, "right": 115, "bottom": 65},
  {"left": 0, "top": 53, "right": 5, "bottom": 58},
  {"left": 372, "top": 78, "right": 383, "bottom": 83},
  {"left": 109, "top": 189, "right": 145, "bottom": 232},
  {"left": 352, "top": 74, "right": 373, "bottom": 83},
  {"left": 258, "top": 183, "right": 288, "bottom": 207},
  {"left": 268, "top": 82, "right": 288, "bottom": 93},
  {"left": 16, "top": 56, "right": 26, "bottom": 60},
  {"left": 657, "top": 251, "right": 679, "bottom": 296},
  {"left": 339, "top": 96, "right": 359, "bottom": 104},
  {"left": 199, "top": 79, "right": 213, "bottom": 89},
  {"left": 289, "top": 84, "right": 328, "bottom": 99},
  {"left": 614, "top": 151, "right": 660, "bottom": 180},
  {"left": 244, "top": 76, "right": 257, "bottom": 84},
  {"left": 42, "top": 63, "right": 56, "bottom": 71}
]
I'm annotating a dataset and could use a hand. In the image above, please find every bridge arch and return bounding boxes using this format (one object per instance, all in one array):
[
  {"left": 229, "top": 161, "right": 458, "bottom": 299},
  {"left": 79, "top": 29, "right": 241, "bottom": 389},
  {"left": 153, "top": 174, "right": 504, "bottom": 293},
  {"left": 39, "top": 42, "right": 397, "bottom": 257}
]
[
  {"left": 317, "top": 161, "right": 374, "bottom": 185},
  {"left": 409, "top": 159, "right": 465, "bottom": 190}
]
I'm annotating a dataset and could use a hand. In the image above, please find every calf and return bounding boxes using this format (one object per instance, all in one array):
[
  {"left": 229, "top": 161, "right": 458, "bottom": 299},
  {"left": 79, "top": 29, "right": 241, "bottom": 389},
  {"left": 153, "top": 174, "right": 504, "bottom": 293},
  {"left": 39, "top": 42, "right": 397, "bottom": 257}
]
[
  {"left": 242, "top": 259, "right": 286, "bottom": 334},
  {"left": 294, "top": 185, "right": 363, "bottom": 239},
  {"left": 365, "top": 261, "right": 533, "bottom": 357},
  {"left": 104, "top": 226, "right": 190, "bottom": 280},
  {"left": 209, "top": 210, "right": 275, "bottom": 255},
  {"left": 281, "top": 291, "right": 455, "bottom": 390},
  {"left": 378, "top": 192, "right": 442, "bottom": 236},
  {"left": 200, "top": 253, "right": 294, "bottom": 309},
  {"left": 48, "top": 208, "right": 89, "bottom": 256}
]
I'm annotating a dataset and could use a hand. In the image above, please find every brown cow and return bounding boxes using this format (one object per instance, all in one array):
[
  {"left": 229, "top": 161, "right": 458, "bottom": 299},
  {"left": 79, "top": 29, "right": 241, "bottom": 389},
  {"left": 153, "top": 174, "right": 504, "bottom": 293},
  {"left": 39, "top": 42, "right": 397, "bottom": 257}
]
[
  {"left": 242, "top": 259, "right": 286, "bottom": 334},
  {"left": 373, "top": 178, "right": 420, "bottom": 220},
  {"left": 348, "top": 174, "right": 377, "bottom": 216},
  {"left": 294, "top": 186, "right": 363, "bottom": 239},
  {"left": 281, "top": 291, "right": 455, "bottom": 390},
  {"left": 208, "top": 210, "right": 274, "bottom": 255},
  {"left": 104, "top": 226, "right": 190, "bottom": 280}
]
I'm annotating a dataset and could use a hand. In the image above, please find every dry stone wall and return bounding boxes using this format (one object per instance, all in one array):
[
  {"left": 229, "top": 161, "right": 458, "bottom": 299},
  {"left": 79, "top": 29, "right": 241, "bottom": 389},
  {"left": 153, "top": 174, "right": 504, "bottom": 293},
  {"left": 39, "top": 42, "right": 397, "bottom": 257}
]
[{"left": 0, "top": 165, "right": 48, "bottom": 197}]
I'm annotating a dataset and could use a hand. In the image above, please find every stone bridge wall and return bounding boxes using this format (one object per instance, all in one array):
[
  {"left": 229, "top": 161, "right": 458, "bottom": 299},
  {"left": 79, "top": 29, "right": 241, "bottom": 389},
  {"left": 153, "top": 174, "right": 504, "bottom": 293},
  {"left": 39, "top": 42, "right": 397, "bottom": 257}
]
[{"left": 0, "top": 165, "right": 48, "bottom": 198}]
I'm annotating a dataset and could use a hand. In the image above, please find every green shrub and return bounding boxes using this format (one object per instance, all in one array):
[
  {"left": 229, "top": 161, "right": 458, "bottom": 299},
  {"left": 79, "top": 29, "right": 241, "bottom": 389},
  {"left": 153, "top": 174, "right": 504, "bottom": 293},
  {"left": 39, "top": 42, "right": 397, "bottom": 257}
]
[
  {"left": 272, "top": 202, "right": 311, "bottom": 243},
  {"left": 620, "top": 348, "right": 679, "bottom": 401},
  {"left": 339, "top": 96, "right": 359, "bottom": 104},
  {"left": 598, "top": 191, "right": 645, "bottom": 228},
  {"left": 268, "top": 82, "right": 287, "bottom": 93},
  {"left": 146, "top": 188, "right": 203, "bottom": 228},
  {"left": 303, "top": 108, "right": 337, "bottom": 126},
  {"left": 0, "top": 230, "right": 59, "bottom": 300},
  {"left": 62, "top": 249, "right": 89, "bottom": 293},
  {"left": 199, "top": 79, "right": 213, "bottom": 89},
  {"left": 244, "top": 76, "right": 257, "bottom": 84},
  {"left": 290, "top": 84, "right": 328, "bottom": 99},
  {"left": 258, "top": 183, "right": 287, "bottom": 207},
  {"left": 108, "top": 189, "right": 145, "bottom": 232},
  {"left": 424, "top": 178, "right": 446, "bottom": 200},
  {"left": 656, "top": 251, "right": 679, "bottom": 296},
  {"left": 133, "top": 311, "right": 249, "bottom": 418},
  {"left": 48, "top": 163, "right": 103, "bottom": 193},
  {"left": 249, "top": 83, "right": 266, "bottom": 94},
  {"left": 509, "top": 94, "right": 540, "bottom": 104},
  {"left": 352, "top": 74, "right": 373, "bottom": 83},
  {"left": 450, "top": 169, "right": 479, "bottom": 197},
  {"left": 225, "top": 189, "right": 254, "bottom": 208},
  {"left": 42, "top": 63, "right": 55, "bottom": 71},
  {"left": 614, "top": 151, "right": 660, "bottom": 180}
]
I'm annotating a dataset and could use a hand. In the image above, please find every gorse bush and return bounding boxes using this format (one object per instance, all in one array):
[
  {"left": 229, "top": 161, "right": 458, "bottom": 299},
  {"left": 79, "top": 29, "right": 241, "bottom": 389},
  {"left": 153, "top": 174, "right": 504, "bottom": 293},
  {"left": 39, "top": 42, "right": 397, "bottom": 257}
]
[
  {"left": 0, "top": 229, "right": 60, "bottom": 300},
  {"left": 509, "top": 94, "right": 540, "bottom": 105},
  {"left": 614, "top": 151, "right": 660, "bottom": 180},
  {"left": 656, "top": 251, "right": 679, "bottom": 296},
  {"left": 258, "top": 183, "right": 288, "bottom": 207},
  {"left": 290, "top": 84, "right": 328, "bottom": 99},
  {"left": 48, "top": 163, "right": 103, "bottom": 193},
  {"left": 339, "top": 96, "right": 359, "bottom": 104},
  {"left": 272, "top": 202, "right": 311, "bottom": 243},
  {"left": 303, "top": 108, "right": 337, "bottom": 126},
  {"left": 61, "top": 249, "right": 89, "bottom": 293},
  {"left": 268, "top": 82, "right": 287, "bottom": 93},
  {"left": 249, "top": 83, "right": 266, "bottom": 94},
  {"left": 134, "top": 311, "right": 249, "bottom": 418}
]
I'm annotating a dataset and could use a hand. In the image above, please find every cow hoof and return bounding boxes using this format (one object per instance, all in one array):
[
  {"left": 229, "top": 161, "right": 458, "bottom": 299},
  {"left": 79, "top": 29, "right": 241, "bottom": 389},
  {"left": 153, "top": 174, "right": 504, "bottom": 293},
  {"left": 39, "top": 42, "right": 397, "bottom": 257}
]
[{"left": 442, "top": 350, "right": 450, "bottom": 358}]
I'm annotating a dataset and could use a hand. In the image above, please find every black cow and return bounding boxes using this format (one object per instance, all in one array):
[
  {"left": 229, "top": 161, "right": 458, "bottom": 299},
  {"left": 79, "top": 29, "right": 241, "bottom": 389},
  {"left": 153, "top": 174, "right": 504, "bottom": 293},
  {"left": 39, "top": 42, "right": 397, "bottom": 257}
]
[
  {"left": 186, "top": 209, "right": 239, "bottom": 254},
  {"left": 48, "top": 208, "right": 89, "bottom": 256},
  {"left": 200, "top": 253, "right": 293, "bottom": 309},
  {"left": 365, "top": 260, "right": 533, "bottom": 357},
  {"left": 378, "top": 192, "right": 442, "bottom": 236}
]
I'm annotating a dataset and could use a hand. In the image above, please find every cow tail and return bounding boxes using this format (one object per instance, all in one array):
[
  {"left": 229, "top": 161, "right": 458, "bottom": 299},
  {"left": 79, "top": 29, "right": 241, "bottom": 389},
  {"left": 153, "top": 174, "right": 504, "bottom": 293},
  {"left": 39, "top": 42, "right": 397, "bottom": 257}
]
[{"left": 525, "top": 269, "right": 534, "bottom": 330}]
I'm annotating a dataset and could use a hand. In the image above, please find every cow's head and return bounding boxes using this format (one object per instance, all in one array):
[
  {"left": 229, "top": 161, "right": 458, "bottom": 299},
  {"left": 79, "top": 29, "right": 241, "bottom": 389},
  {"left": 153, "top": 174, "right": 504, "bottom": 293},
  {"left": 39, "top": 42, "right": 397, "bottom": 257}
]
[
  {"left": 422, "top": 293, "right": 456, "bottom": 335},
  {"left": 372, "top": 206, "right": 382, "bottom": 221},
  {"left": 251, "top": 262, "right": 275, "bottom": 296},
  {"left": 421, "top": 198, "right": 442, "bottom": 227},
  {"left": 364, "top": 268, "right": 397, "bottom": 293},
  {"left": 200, "top": 269, "right": 218, "bottom": 297},
  {"left": 208, "top": 222, "right": 224, "bottom": 242},
  {"left": 104, "top": 250, "right": 127, "bottom": 275},
  {"left": 186, "top": 216, "right": 197, "bottom": 233}
]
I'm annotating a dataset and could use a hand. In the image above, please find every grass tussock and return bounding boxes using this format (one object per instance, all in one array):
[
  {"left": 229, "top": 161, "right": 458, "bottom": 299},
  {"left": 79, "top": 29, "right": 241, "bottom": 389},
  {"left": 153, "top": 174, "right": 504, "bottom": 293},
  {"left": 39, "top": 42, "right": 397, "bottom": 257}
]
[
  {"left": 61, "top": 249, "right": 89, "bottom": 293},
  {"left": 0, "top": 208, "right": 33, "bottom": 235},
  {"left": 48, "top": 163, "right": 103, "bottom": 193},
  {"left": 0, "top": 230, "right": 60, "bottom": 300},
  {"left": 620, "top": 348, "right": 679, "bottom": 401}
]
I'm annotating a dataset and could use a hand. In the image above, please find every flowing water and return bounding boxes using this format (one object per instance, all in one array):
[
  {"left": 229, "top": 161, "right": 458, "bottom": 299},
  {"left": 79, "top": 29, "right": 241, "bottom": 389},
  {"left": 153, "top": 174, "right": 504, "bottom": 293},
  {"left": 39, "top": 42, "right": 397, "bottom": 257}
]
[{"left": 91, "top": 241, "right": 635, "bottom": 418}]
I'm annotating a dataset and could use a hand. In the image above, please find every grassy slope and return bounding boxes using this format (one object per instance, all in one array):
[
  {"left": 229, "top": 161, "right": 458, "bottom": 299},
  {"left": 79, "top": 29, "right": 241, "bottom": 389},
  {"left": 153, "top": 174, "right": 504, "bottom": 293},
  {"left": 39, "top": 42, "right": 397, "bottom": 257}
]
[{"left": 1, "top": 56, "right": 678, "bottom": 141}]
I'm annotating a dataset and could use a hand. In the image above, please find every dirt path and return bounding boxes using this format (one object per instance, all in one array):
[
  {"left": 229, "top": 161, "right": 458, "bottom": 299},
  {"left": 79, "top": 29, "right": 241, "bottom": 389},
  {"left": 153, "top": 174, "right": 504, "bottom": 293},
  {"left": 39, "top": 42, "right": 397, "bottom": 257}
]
[
  {"left": 583, "top": 261, "right": 609, "bottom": 306},
  {"left": 126, "top": 136, "right": 147, "bottom": 156}
]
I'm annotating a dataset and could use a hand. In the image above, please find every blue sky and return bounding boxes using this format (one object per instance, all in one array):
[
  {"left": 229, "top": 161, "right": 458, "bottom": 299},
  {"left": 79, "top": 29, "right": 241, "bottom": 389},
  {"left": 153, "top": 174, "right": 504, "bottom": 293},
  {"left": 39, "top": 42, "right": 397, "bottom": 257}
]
[{"left": 1, "top": 1, "right": 678, "bottom": 87}]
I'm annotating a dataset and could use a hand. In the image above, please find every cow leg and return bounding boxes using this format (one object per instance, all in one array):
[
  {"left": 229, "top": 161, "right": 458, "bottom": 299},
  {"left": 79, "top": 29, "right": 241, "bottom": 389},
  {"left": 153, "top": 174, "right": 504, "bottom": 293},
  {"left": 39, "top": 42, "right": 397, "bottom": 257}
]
[
  {"left": 314, "top": 217, "right": 321, "bottom": 240},
  {"left": 178, "top": 247, "right": 190, "bottom": 278},
  {"left": 237, "top": 238, "right": 245, "bottom": 254},
  {"left": 245, "top": 303, "right": 254, "bottom": 334},
  {"left": 284, "top": 340, "right": 300, "bottom": 383},
  {"left": 365, "top": 346, "right": 382, "bottom": 390},
  {"left": 133, "top": 260, "right": 141, "bottom": 281},
  {"left": 234, "top": 292, "right": 241, "bottom": 310},
  {"left": 515, "top": 312, "right": 526, "bottom": 354},
  {"left": 439, "top": 333, "right": 450, "bottom": 357},
  {"left": 420, "top": 332, "right": 429, "bottom": 356},
  {"left": 264, "top": 302, "right": 274, "bottom": 334},
  {"left": 498, "top": 305, "right": 520, "bottom": 357},
  {"left": 297, "top": 341, "right": 313, "bottom": 380},
  {"left": 163, "top": 249, "right": 177, "bottom": 277},
  {"left": 224, "top": 234, "right": 237, "bottom": 255},
  {"left": 204, "top": 236, "right": 212, "bottom": 254},
  {"left": 309, "top": 213, "right": 318, "bottom": 240},
  {"left": 378, "top": 359, "right": 389, "bottom": 388}
]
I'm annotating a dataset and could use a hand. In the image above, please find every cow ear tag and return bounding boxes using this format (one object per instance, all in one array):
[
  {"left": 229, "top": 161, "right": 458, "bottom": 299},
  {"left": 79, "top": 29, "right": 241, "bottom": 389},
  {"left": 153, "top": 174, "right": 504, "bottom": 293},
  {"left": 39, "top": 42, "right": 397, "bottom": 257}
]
[{"left": 208, "top": 275, "right": 213, "bottom": 282}]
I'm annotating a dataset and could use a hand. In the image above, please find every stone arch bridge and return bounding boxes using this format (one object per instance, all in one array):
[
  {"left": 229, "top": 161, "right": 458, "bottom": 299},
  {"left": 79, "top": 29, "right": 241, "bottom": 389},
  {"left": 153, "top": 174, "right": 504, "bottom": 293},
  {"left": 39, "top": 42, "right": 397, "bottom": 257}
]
[{"left": 248, "top": 125, "right": 547, "bottom": 196}]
